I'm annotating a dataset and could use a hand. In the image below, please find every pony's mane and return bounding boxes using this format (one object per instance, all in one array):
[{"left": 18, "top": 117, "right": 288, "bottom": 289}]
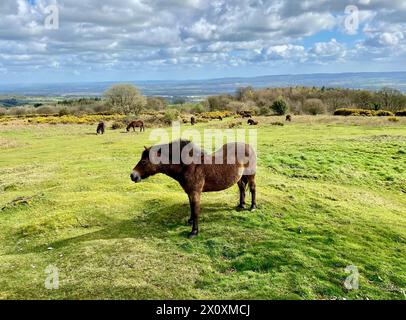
[{"left": 149, "top": 140, "right": 205, "bottom": 165}]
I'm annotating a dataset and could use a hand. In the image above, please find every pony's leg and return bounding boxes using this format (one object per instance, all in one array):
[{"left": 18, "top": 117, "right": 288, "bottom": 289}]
[
  {"left": 237, "top": 178, "right": 247, "bottom": 210},
  {"left": 188, "top": 191, "right": 201, "bottom": 238},
  {"left": 247, "top": 175, "right": 257, "bottom": 211},
  {"left": 187, "top": 195, "right": 194, "bottom": 225}
]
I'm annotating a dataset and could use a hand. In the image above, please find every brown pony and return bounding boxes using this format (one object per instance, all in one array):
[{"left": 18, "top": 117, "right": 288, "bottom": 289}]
[
  {"left": 286, "top": 115, "right": 292, "bottom": 122},
  {"left": 127, "top": 120, "right": 145, "bottom": 132},
  {"left": 239, "top": 111, "right": 253, "bottom": 118},
  {"left": 130, "top": 140, "right": 257, "bottom": 238},
  {"left": 191, "top": 116, "right": 196, "bottom": 125},
  {"left": 247, "top": 119, "right": 258, "bottom": 126}
]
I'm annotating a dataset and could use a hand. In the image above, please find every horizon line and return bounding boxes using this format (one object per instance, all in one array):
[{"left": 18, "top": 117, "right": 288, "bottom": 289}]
[{"left": 2, "top": 70, "right": 406, "bottom": 87}]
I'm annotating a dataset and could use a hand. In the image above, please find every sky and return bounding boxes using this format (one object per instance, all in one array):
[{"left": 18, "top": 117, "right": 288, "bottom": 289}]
[{"left": 0, "top": 0, "right": 405, "bottom": 83}]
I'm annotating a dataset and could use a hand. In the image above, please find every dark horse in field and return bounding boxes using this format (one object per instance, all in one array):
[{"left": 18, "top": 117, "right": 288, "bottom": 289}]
[
  {"left": 96, "top": 122, "right": 105, "bottom": 135},
  {"left": 130, "top": 140, "right": 257, "bottom": 238},
  {"left": 127, "top": 120, "right": 145, "bottom": 132},
  {"left": 247, "top": 119, "right": 258, "bottom": 126}
]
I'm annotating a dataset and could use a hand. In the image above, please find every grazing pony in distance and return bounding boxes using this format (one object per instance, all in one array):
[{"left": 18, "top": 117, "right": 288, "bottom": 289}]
[
  {"left": 127, "top": 120, "right": 145, "bottom": 132},
  {"left": 247, "top": 119, "right": 258, "bottom": 126},
  {"left": 130, "top": 140, "right": 257, "bottom": 238},
  {"left": 286, "top": 115, "right": 292, "bottom": 122},
  {"left": 96, "top": 122, "right": 105, "bottom": 135},
  {"left": 191, "top": 116, "right": 196, "bottom": 125},
  {"left": 239, "top": 111, "right": 253, "bottom": 118}
]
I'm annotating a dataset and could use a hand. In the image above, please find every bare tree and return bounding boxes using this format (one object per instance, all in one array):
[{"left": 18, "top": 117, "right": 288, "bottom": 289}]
[{"left": 104, "top": 84, "right": 147, "bottom": 115}]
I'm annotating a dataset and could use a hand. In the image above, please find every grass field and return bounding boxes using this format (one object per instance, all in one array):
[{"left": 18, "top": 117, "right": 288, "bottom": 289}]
[{"left": 0, "top": 116, "right": 405, "bottom": 300}]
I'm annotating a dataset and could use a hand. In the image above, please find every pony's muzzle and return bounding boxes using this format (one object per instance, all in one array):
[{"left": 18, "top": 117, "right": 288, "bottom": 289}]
[{"left": 130, "top": 171, "right": 141, "bottom": 183}]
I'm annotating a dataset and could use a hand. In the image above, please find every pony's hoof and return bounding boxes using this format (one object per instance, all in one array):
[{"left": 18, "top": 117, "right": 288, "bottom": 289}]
[
  {"left": 187, "top": 219, "right": 194, "bottom": 225},
  {"left": 236, "top": 205, "right": 245, "bottom": 211},
  {"left": 188, "top": 231, "right": 198, "bottom": 239},
  {"left": 250, "top": 205, "right": 257, "bottom": 212}
]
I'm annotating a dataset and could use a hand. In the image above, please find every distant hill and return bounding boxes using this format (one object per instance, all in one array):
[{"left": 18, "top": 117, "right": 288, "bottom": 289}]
[{"left": 0, "top": 72, "right": 405, "bottom": 100}]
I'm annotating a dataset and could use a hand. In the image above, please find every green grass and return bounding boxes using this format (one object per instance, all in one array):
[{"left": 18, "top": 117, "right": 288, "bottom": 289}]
[{"left": 0, "top": 118, "right": 405, "bottom": 300}]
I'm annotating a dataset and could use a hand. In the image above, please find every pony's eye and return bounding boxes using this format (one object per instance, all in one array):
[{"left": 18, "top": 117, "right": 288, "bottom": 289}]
[{"left": 141, "top": 160, "right": 148, "bottom": 164}]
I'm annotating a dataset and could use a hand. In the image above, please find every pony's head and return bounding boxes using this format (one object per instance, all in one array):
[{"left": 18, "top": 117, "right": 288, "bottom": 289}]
[
  {"left": 130, "top": 146, "right": 161, "bottom": 183},
  {"left": 130, "top": 140, "right": 195, "bottom": 183}
]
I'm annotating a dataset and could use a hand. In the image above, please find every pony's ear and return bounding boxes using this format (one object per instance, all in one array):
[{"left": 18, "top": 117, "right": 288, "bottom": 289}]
[{"left": 144, "top": 146, "right": 148, "bottom": 150}]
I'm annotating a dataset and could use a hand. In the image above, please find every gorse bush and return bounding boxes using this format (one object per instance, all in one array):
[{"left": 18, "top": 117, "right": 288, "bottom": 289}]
[
  {"left": 334, "top": 108, "right": 395, "bottom": 117},
  {"left": 30, "top": 114, "right": 125, "bottom": 125},
  {"left": 388, "top": 117, "right": 400, "bottom": 122},
  {"left": 200, "top": 111, "right": 234, "bottom": 119},
  {"left": 376, "top": 110, "right": 394, "bottom": 117},
  {"left": 334, "top": 108, "right": 373, "bottom": 116}
]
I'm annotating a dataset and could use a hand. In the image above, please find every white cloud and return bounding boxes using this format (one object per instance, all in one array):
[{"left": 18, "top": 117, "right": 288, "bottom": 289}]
[
  {"left": 0, "top": 0, "right": 405, "bottom": 80},
  {"left": 311, "top": 39, "right": 346, "bottom": 59}
]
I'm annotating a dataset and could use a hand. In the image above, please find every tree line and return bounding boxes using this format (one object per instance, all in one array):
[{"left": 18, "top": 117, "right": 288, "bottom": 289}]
[
  {"left": 1, "top": 84, "right": 405, "bottom": 117},
  {"left": 204, "top": 86, "right": 406, "bottom": 115}
]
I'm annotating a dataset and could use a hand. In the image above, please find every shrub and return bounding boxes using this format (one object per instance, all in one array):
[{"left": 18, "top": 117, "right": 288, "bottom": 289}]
[
  {"left": 229, "top": 121, "right": 243, "bottom": 128},
  {"left": 163, "top": 110, "right": 179, "bottom": 124},
  {"left": 201, "top": 111, "right": 234, "bottom": 119},
  {"left": 9, "top": 107, "right": 27, "bottom": 117},
  {"left": 0, "top": 107, "right": 7, "bottom": 116},
  {"left": 92, "top": 104, "right": 112, "bottom": 114},
  {"left": 395, "top": 110, "right": 406, "bottom": 117},
  {"left": 334, "top": 108, "right": 376, "bottom": 116},
  {"left": 189, "top": 104, "right": 206, "bottom": 114},
  {"left": 358, "top": 109, "right": 376, "bottom": 116},
  {"left": 271, "top": 99, "right": 289, "bottom": 115},
  {"left": 59, "top": 108, "right": 70, "bottom": 116},
  {"left": 146, "top": 97, "right": 167, "bottom": 110},
  {"left": 302, "top": 99, "right": 327, "bottom": 115},
  {"left": 334, "top": 108, "right": 355, "bottom": 116},
  {"left": 259, "top": 106, "right": 270, "bottom": 116},
  {"left": 388, "top": 117, "right": 399, "bottom": 122},
  {"left": 206, "top": 95, "right": 233, "bottom": 111},
  {"left": 36, "top": 106, "right": 56, "bottom": 115},
  {"left": 375, "top": 110, "right": 394, "bottom": 117},
  {"left": 111, "top": 121, "right": 125, "bottom": 130},
  {"left": 29, "top": 114, "right": 125, "bottom": 125},
  {"left": 226, "top": 101, "right": 247, "bottom": 113}
]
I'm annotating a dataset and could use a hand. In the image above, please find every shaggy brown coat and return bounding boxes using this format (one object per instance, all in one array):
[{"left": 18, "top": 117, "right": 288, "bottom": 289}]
[{"left": 127, "top": 120, "right": 145, "bottom": 132}]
